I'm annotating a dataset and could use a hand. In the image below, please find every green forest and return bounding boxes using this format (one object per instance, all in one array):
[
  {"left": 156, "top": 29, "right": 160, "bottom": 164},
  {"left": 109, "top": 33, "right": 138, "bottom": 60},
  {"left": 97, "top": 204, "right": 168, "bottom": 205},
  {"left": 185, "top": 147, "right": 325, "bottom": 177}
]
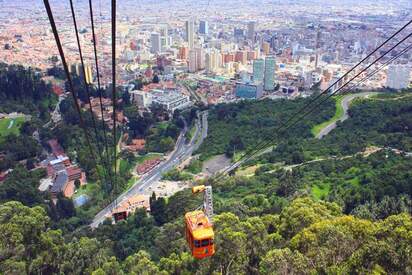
[{"left": 1, "top": 87, "right": 412, "bottom": 274}]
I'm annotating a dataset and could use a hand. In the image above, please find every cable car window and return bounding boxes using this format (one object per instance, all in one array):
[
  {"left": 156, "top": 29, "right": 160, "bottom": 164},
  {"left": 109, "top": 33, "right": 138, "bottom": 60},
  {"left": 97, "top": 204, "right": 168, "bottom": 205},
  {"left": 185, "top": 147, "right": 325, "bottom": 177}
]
[
  {"left": 194, "top": 240, "right": 201, "bottom": 248},
  {"left": 201, "top": 239, "right": 209, "bottom": 247},
  {"left": 210, "top": 239, "right": 214, "bottom": 244}
]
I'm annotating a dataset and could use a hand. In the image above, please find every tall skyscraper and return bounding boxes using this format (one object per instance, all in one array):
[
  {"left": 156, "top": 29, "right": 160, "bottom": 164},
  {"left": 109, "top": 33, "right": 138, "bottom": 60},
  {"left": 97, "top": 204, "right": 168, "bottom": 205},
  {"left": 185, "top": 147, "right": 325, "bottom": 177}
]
[
  {"left": 247, "top": 21, "right": 256, "bottom": 41},
  {"left": 160, "top": 25, "right": 168, "bottom": 48},
  {"left": 188, "top": 49, "right": 198, "bottom": 73},
  {"left": 186, "top": 20, "right": 195, "bottom": 49},
  {"left": 196, "top": 48, "right": 205, "bottom": 70},
  {"left": 150, "top": 32, "right": 161, "bottom": 54},
  {"left": 206, "top": 49, "right": 222, "bottom": 73},
  {"left": 199, "top": 20, "right": 208, "bottom": 35},
  {"left": 262, "top": 41, "right": 270, "bottom": 56},
  {"left": 264, "top": 56, "right": 276, "bottom": 91},
  {"left": 253, "top": 59, "right": 265, "bottom": 83},
  {"left": 386, "top": 65, "right": 411, "bottom": 90}
]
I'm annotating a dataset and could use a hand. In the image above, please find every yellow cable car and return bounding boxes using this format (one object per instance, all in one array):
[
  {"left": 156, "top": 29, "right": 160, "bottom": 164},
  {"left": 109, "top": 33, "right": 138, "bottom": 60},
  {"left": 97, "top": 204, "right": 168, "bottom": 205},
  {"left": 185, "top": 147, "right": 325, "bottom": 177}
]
[{"left": 185, "top": 185, "right": 215, "bottom": 259}]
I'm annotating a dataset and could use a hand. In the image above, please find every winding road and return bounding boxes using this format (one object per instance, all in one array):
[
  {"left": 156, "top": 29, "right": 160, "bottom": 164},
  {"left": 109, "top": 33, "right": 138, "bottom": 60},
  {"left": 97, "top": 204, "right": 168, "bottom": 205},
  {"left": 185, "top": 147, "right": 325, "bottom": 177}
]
[
  {"left": 316, "top": 92, "right": 375, "bottom": 139},
  {"left": 91, "top": 111, "right": 208, "bottom": 228}
]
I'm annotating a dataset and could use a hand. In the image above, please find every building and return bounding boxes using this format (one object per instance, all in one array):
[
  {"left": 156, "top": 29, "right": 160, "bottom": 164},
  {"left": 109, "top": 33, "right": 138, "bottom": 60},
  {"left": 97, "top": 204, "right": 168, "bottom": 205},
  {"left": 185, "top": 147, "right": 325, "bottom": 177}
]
[
  {"left": 386, "top": 65, "right": 411, "bottom": 90},
  {"left": 160, "top": 25, "right": 168, "bottom": 48},
  {"left": 150, "top": 32, "right": 161, "bottom": 54},
  {"left": 151, "top": 89, "right": 191, "bottom": 113},
  {"left": 186, "top": 20, "right": 195, "bottom": 49},
  {"left": 179, "top": 46, "right": 189, "bottom": 60},
  {"left": 235, "top": 82, "right": 263, "bottom": 99},
  {"left": 69, "top": 63, "right": 93, "bottom": 84},
  {"left": 111, "top": 194, "right": 150, "bottom": 222},
  {"left": 235, "top": 51, "right": 247, "bottom": 65},
  {"left": 264, "top": 56, "right": 276, "bottom": 91},
  {"left": 206, "top": 49, "right": 222, "bottom": 73},
  {"left": 253, "top": 59, "right": 265, "bottom": 83},
  {"left": 262, "top": 41, "right": 270, "bottom": 56},
  {"left": 189, "top": 49, "right": 198, "bottom": 73},
  {"left": 196, "top": 48, "right": 205, "bottom": 70},
  {"left": 247, "top": 21, "right": 256, "bottom": 41},
  {"left": 130, "top": 90, "right": 152, "bottom": 108},
  {"left": 199, "top": 20, "right": 208, "bottom": 35}
]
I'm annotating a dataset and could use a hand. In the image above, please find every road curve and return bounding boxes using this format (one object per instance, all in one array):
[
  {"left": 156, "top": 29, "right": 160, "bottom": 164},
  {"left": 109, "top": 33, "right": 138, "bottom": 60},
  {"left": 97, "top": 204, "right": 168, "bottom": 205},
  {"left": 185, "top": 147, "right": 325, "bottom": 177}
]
[{"left": 317, "top": 92, "right": 375, "bottom": 139}]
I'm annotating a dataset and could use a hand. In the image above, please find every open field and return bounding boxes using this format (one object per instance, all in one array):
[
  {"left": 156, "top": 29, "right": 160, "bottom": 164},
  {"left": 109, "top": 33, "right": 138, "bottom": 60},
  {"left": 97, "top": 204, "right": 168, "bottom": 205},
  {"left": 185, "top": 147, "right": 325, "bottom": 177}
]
[{"left": 0, "top": 117, "right": 26, "bottom": 139}]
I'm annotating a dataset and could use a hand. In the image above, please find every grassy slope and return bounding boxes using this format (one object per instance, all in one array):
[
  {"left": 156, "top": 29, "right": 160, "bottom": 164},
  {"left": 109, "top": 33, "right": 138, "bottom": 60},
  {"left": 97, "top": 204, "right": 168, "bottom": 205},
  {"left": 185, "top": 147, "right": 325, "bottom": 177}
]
[
  {"left": 0, "top": 117, "right": 25, "bottom": 139},
  {"left": 311, "top": 95, "right": 344, "bottom": 137}
]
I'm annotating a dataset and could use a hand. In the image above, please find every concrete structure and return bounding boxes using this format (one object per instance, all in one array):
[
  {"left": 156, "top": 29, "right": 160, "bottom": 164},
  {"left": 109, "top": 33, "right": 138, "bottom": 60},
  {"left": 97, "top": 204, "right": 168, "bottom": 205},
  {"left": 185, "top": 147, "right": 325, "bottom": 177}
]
[
  {"left": 111, "top": 194, "right": 150, "bottom": 223},
  {"left": 199, "top": 20, "right": 208, "bottom": 35},
  {"left": 386, "top": 65, "right": 411, "bottom": 90},
  {"left": 253, "top": 59, "right": 265, "bottom": 83},
  {"left": 264, "top": 56, "right": 276, "bottom": 91},
  {"left": 247, "top": 21, "right": 256, "bottom": 41},
  {"left": 151, "top": 89, "right": 191, "bottom": 113},
  {"left": 150, "top": 32, "right": 161, "bottom": 54},
  {"left": 130, "top": 90, "right": 152, "bottom": 108},
  {"left": 206, "top": 49, "right": 221, "bottom": 73},
  {"left": 189, "top": 49, "right": 198, "bottom": 73},
  {"left": 186, "top": 20, "right": 195, "bottom": 49},
  {"left": 235, "top": 82, "right": 263, "bottom": 99}
]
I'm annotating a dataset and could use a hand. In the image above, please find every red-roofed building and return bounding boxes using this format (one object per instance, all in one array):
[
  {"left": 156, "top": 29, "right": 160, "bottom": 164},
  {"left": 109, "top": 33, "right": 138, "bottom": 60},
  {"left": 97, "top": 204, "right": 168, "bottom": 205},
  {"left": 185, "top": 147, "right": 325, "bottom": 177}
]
[
  {"left": 52, "top": 85, "right": 64, "bottom": 96},
  {"left": 48, "top": 139, "right": 65, "bottom": 157}
]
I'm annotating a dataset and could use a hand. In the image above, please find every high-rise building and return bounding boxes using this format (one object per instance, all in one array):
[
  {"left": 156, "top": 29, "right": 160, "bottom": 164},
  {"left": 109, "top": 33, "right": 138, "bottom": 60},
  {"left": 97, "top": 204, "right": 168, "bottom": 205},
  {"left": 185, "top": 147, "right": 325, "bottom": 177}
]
[
  {"left": 189, "top": 49, "right": 198, "bottom": 73},
  {"left": 235, "top": 51, "right": 247, "bottom": 65},
  {"left": 199, "top": 20, "right": 208, "bottom": 35},
  {"left": 179, "top": 46, "right": 189, "bottom": 60},
  {"left": 247, "top": 21, "right": 256, "bottom": 41},
  {"left": 262, "top": 41, "right": 270, "bottom": 56},
  {"left": 234, "top": 28, "right": 245, "bottom": 39},
  {"left": 196, "top": 48, "right": 205, "bottom": 70},
  {"left": 386, "top": 65, "right": 411, "bottom": 90},
  {"left": 206, "top": 49, "right": 222, "bottom": 73},
  {"left": 160, "top": 25, "right": 168, "bottom": 48},
  {"left": 253, "top": 59, "right": 265, "bottom": 83},
  {"left": 186, "top": 20, "right": 195, "bottom": 49},
  {"left": 235, "top": 82, "right": 263, "bottom": 99},
  {"left": 150, "top": 32, "right": 161, "bottom": 54},
  {"left": 264, "top": 56, "right": 276, "bottom": 91}
]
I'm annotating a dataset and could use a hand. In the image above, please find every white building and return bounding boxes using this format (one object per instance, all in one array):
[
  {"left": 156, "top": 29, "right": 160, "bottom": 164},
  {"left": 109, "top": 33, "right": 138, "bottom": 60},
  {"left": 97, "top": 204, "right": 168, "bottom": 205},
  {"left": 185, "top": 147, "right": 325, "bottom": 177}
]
[
  {"left": 151, "top": 89, "right": 191, "bottom": 113},
  {"left": 386, "top": 65, "right": 411, "bottom": 90},
  {"left": 130, "top": 90, "right": 152, "bottom": 108}
]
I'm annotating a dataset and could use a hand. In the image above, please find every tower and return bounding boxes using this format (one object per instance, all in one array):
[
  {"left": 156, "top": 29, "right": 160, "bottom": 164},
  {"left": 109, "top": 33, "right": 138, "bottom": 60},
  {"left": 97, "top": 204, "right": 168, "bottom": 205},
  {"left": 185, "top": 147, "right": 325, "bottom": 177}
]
[
  {"left": 253, "top": 59, "right": 265, "bottom": 83},
  {"left": 199, "top": 20, "right": 208, "bottom": 35},
  {"left": 247, "top": 21, "right": 256, "bottom": 41},
  {"left": 186, "top": 20, "right": 195, "bottom": 49},
  {"left": 150, "top": 32, "right": 161, "bottom": 54},
  {"left": 264, "top": 56, "right": 276, "bottom": 91}
]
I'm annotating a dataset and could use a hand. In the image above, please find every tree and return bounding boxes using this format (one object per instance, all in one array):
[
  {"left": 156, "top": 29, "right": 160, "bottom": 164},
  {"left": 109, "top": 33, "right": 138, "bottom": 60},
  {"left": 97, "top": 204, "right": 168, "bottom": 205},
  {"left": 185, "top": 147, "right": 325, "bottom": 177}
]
[
  {"left": 123, "top": 251, "right": 165, "bottom": 275},
  {"left": 260, "top": 248, "right": 310, "bottom": 275},
  {"left": 278, "top": 197, "right": 342, "bottom": 238},
  {"left": 56, "top": 195, "right": 76, "bottom": 219},
  {"left": 152, "top": 74, "right": 160, "bottom": 84}
]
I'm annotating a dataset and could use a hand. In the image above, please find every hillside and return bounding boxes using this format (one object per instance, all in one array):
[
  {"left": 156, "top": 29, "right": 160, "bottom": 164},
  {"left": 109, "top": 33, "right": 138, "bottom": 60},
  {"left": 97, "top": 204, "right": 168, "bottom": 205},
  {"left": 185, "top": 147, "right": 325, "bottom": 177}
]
[
  {"left": 1, "top": 91, "right": 411, "bottom": 274},
  {"left": 197, "top": 96, "right": 336, "bottom": 159}
]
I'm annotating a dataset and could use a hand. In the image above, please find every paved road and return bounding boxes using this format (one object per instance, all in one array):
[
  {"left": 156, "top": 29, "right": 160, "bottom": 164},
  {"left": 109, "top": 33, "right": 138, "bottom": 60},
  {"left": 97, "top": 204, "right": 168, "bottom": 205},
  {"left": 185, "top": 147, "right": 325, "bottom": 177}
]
[
  {"left": 317, "top": 92, "right": 375, "bottom": 139},
  {"left": 91, "top": 111, "right": 208, "bottom": 228}
]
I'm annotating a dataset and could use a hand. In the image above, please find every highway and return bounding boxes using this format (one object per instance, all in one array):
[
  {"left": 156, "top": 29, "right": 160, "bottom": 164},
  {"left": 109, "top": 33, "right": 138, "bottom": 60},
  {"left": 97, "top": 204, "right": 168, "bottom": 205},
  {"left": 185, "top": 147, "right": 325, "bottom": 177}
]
[
  {"left": 91, "top": 111, "right": 208, "bottom": 228},
  {"left": 317, "top": 92, "right": 375, "bottom": 139}
]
